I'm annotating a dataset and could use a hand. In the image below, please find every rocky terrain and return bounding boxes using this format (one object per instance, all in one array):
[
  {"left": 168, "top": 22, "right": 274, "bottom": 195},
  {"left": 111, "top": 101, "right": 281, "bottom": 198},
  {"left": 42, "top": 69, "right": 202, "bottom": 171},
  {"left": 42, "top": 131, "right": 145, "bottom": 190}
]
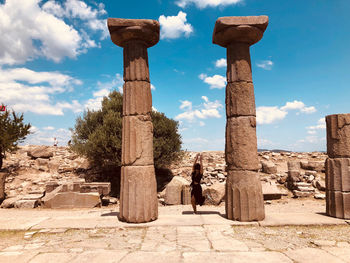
[{"left": 0, "top": 145, "right": 327, "bottom": 208}]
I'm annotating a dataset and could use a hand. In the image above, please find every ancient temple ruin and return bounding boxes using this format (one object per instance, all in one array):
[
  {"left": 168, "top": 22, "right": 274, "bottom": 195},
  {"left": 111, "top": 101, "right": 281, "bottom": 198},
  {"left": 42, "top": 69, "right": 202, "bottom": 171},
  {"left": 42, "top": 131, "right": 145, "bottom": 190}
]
[
  {"left": 108, "top": 18, "right": 159, "bottom": 223},
  {"left": 212, "top": 16, "right": 268, "bottom": 221},
  {"left": 326, "top": 114, "right": 350, "bottom": 219}
]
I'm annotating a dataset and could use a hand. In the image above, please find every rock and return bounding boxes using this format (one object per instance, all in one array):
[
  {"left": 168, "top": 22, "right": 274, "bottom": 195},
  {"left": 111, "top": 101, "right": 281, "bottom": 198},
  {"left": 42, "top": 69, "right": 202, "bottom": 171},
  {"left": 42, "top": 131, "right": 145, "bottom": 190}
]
[
  {"left": 314, "top": 193, "right": 326, "bottom": 200},
  {"left": 287, "top": 161, "right": 300, "bottom": 171},
  {"left": 301, "top": 161, "right": 324, "bottom": 172},
  {"left": 203, "top": 182, "right": 225, "bottom": 205},
  {"left": 261, "top": 181, "right": 283, "bottom": 200},
  {"left": 27, "top": 146, "right": 54, "bottom": 159},
  {"left": 165, "top": 176, "right": 190, "bottom": 205},
  {"left": 261, "top": 161, "right": 277, "bottom": 174},
  {"left": 316, "top": 180, "right": 326, "bottom": 191},
  {"left": 293, "top": 190, "right": 314, "bottom": 198},
  {"left": 14, "top": 199, "right": 38, "bottom": 208},
  {"left": 0, "top": 196, "right": 21, "bottom": 208},
  {"left": 42, "top": 191, "right": 101, "bottom": 208}
]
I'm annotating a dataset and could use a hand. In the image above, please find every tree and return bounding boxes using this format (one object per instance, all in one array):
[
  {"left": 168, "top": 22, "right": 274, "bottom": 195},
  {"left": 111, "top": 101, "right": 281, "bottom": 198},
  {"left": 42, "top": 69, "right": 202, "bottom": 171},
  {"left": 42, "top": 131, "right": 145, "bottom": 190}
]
[
  {"left": 70, "top": 91, "right": 182, "bottom": 170},
  {"left": 0, "top": 106, "right": 31, "bottom": 170}
]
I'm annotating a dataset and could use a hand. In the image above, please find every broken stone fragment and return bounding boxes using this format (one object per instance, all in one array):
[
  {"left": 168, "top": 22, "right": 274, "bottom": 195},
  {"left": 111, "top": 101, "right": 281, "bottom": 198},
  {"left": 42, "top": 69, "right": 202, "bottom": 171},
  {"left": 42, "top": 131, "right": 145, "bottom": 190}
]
[{"left": 42, "top": 192, "right": 101, "bottom": 209}]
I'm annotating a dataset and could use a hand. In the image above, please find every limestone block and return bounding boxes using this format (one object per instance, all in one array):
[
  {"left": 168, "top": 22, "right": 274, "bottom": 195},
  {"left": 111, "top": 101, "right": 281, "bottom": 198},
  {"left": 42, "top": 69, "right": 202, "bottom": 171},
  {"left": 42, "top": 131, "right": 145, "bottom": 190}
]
[
  {"left": 326, "top": 114, "right": 350, "bottom": 158},
  {"left": 108, "top": 18, "right": 160, "bottom": 48},
  {"left": 0, "top": 196, "right": 20, "bottom": 208},
  {"left": 122, "top": 115, "right": 154, "bottom": 166},
  {"left": 0, "top": 172, "right": 5, "bottom": 201},
  {"left": 225, "top": 116, "right": 259, "bottom": 170},
  {"left": 120, "top": 165, "right": 158, "bottom": 223},
  {"left": 42, "top": 192, "right": 101, "bottom": 209},
  {"left": 226, "top": 82, "right": 255, "bottom": 116},
  {"left": 123, "top": 43, "right": 150, "bottom": 81},
  {"left": 226, "top": 43, "right": 252, "bottom": 83},
  {"left": 182, "top": 185, "right": 191, "bottom": 205},
  {"left": 326, "top": 158, "right": 350, "bottom": 192},
  {"left": 301, "top": 161, "right": 324, "bottom": 172},
  {"left": 261, "top": 181, "right": 283, "bottom": 200},
  {"left": 123, "top": 81, "right": 152, "bottom": 115},
  {"left": 45, "top": 182, "right": 60, "bottom": 193},
  {"left": 80, "top": 182, "right": 111, "bottom": 196},
  {"left": 261, "top": 160, "right": 277, "bottom": 174},
  {"left": 287, "top": 161, "right": 300, "bottom": 171},
  {"left": 326, "top": 190, "right": 350, "bottom": 219},
  {"left": 14, "top": 199, "right": 38, "bottom": 208},
  {"left": 203, "top": 182, "right": 225, "bottom": 205},
  {"left": 164, "top": 176, "right": 189, "bottom": 205},
  {"left": 27, "top": 146, "right": 53, "bottom": 159},
  {"left": 225, "top": 170, "right": 265, "bottom": 221},
  {"left": 213, "top": 16, "right": 269, "bottom": 47}
]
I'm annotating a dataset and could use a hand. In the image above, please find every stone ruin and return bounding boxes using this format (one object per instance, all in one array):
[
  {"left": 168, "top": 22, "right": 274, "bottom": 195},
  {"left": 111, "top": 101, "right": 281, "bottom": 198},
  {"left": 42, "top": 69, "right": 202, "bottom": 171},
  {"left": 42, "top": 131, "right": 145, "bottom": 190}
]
[
  {"left": 326, "top": 114, "right": 350, "bottom": 219},
  {"left": 212, "top": 16, "right": 268, "bottom": 221},
  {"left": 108, "top": 18, "right": 159, "bottom": 223}
]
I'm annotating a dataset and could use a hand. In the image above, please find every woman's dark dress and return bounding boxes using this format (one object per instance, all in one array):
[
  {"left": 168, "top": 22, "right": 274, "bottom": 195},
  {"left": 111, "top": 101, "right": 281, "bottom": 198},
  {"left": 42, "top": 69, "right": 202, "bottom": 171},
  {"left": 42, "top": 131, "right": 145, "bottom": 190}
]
[{"left": 191, "top": 172, "right": 205, "bottom": 206}]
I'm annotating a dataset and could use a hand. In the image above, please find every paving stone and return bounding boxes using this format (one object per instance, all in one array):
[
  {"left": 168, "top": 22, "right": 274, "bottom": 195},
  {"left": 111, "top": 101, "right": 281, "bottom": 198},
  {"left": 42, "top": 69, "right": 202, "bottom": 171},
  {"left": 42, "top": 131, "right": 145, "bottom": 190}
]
[
  {"left": 141, "top": 227, "right": 177, "bottom": 252},
  {"left": 0, "top": 251, "right": 38, "bottom": 263},
  {"left": 28, "top": 252, "right": 78, "bottom": 263},
  {"left": 183, "top": 251, "right": 293, "bottom": 263},
  {"left": 176, "top": 226, "right": 211, "bottom": 251},
  {"left": 311, "top": 240, "right": 337, "bottom": 247},
  {"left": 284, "top": 247, "right": 345, "bottom": 263},
  {"left": 70, "top": 250, "right": 128, "bottom": 263},
  {"left": 322, "top": 247, "right": 350, "bottom": 262},
  {"left": 120, "top": 251, "right": 182, "bottom": 263}
]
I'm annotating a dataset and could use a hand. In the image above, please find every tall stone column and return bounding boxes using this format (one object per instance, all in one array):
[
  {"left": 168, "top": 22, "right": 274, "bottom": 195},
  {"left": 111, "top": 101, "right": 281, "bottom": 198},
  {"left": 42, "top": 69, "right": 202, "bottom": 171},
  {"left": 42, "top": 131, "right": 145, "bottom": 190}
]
[
  {"left": 108, "top": 19, "right": 159, "bottom": 223},
  {"left": 325, "top": 114, "right": 350, "bottom": 219},
  {"left": 213, "top": 16, "right": 268, "bottom": 221}
]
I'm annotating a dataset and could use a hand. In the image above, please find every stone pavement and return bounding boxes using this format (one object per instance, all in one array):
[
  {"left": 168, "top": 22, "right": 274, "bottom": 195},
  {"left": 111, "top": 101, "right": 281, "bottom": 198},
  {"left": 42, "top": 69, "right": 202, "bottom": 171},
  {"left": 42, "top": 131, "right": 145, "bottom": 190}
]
[{"left": 0, "top": 202, "right": 350, "bottom": 262}]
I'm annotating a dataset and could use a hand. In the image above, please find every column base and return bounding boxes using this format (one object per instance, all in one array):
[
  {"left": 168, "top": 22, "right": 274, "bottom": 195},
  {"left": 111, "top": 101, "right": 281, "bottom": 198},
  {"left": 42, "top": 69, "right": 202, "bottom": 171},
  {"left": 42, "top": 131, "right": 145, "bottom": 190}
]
[
  {"left": 326, "top": 190, "right": 350, "bottom": 219},
  {"left": 120, "top": 165, "right": 158, "bottom": 223},
  {"left": 225, "top": 170, "right": 265, "bottom": 221}
]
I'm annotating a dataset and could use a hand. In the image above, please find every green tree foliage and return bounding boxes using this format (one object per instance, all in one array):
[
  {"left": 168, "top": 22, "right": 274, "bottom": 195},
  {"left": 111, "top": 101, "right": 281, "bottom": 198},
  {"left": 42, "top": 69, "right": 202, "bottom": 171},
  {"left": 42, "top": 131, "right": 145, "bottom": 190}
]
[
  {"left": 0, "top": 106, "right": 31, "bottom": 169},
  {"left": 70, "top": 91, "right": 182, "bottom": 170}
]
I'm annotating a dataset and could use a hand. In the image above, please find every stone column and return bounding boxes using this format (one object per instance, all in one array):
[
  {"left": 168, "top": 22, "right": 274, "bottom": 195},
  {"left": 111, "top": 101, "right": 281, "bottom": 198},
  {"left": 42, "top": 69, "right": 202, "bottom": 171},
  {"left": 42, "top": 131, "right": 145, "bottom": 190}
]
[
  {"left": 325, "top": 114, "right": 350, "bottom": 219},
  {"left": 213, "top": 16, "right": 268, "bottom": 221},
  {"left": 108, "top": 19, "right": 159, "bottom": 223}
]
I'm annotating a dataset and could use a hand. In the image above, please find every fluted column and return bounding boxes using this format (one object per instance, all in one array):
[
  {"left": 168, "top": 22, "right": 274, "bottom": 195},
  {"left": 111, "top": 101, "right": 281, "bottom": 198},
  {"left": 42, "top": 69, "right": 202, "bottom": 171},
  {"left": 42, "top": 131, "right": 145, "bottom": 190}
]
[
  {"left": 326, "top": 114, "right": 350, "bottom": 219},
  {"left": 108, "top": 18, "right": 159, "bottom": 223},
  {"left": 213, "top": 16, "right": 268, "bottom": 221}
]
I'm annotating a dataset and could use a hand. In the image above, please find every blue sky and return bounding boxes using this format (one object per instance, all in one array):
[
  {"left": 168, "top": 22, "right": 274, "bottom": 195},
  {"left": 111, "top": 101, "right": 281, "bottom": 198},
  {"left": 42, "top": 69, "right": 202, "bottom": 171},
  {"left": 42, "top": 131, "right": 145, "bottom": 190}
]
[{"left": 0, "top": 0, "right": 349, "bottom": 152}]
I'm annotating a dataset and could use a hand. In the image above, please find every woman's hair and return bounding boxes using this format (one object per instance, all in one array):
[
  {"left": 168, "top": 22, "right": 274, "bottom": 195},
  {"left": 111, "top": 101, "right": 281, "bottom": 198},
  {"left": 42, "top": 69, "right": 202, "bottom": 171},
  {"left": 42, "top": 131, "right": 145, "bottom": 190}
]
[{"left": 194, "top": 163, "right": 201, "bottom": 170}]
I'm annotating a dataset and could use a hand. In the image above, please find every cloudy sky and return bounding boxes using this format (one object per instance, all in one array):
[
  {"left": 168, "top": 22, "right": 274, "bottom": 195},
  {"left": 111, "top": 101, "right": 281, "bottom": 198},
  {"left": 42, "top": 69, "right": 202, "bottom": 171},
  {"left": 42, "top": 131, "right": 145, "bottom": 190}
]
[{"left": 0, "top": 0, "right": 349, "bottom": 152}]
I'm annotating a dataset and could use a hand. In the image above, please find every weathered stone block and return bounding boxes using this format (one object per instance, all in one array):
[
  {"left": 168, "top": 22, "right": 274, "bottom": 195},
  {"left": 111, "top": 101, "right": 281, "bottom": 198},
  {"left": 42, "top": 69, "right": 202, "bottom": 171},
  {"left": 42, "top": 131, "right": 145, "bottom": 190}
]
[
  {"left": 301, "top": 161, "right": 324, "bottom": 172},
  {"left": 123, "top": 81, "right": 152, "bottom": 115},
  {"left": 326, "top": 190, "right": 350, "bottom": 219},
  {"left": 225, "top": 170, "right": 265, "bottom": 221},
  {"left": 203, "top": 182, "right": 225, "bottom": 205},
  {"left": 261, "top": 181, "right": 283, "bottom": 200},
  {"left": 326, "top": 158, "right": 350, "bottom": 192},
  {"left": 182, "top": 185, "right": 191, "bottom": 205},
  {"left": 261, "top": 160, "right": 277, "bottom": 174},
  {"left": 326, "top": 114, "right": 350, "bottom": 158},
  {"left": 226, "top": 82, "right": 255, "bottom": 116},
  {"left": 123, "top": 42, "right": 150, "bottom": 81},
  {"left": 213, "top": 16, "right": 269, "bottom": 47},
  {"left": 42, "top": 192, "right": 101, "bottom": 209},
  {"left": 225, "top": 116, "right": 259, "bottom": 170},
  {"left": 287, "top": 161, "right": 300, "bottom": 171},
  {"left": 120, "top": 165, "right": 158, "bottom": 223},
  {"left": 45, "top": 181, "right": 60, "bottom": 193},
  {"left": 80, "top": 182, "right": 111, "bottom": 196},
  {"left": 108, "top": 18, "right": 160, "bottom": 48},
  {"left": 0, "top": 172, "right": 5, "bottom": 202},
  {"left": 14, "top": 199, "right": 38, "bottom": 209},
  {"left": 226, "top": 43, "right": 252, "bottom": 83},
  {"left": 164, "top": 176, "right": 190, "bottom": 205},
  {"left": 122, "top": 115, "right": 154, "bottom": 166},
  {"left": 27, "top": 146, "right": 53, "bottom": 159}
]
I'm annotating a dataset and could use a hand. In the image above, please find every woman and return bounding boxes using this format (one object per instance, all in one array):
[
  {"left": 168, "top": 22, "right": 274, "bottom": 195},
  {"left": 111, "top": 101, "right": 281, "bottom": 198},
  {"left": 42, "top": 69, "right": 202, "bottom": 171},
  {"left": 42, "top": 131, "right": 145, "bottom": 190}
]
[{"left": 190, "top": 153, "right": 205, "bottom": 214}]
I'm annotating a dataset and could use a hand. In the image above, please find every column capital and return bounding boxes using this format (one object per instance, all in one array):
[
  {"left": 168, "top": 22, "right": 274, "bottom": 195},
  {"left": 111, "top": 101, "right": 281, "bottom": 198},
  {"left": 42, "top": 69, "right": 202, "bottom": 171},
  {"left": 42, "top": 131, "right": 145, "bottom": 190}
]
[
  {"left": 108, "top": 18, "right": 160, "bottom": 48},
  {"left": 213, "top": 16, "right": 268, "bottom": 47}
]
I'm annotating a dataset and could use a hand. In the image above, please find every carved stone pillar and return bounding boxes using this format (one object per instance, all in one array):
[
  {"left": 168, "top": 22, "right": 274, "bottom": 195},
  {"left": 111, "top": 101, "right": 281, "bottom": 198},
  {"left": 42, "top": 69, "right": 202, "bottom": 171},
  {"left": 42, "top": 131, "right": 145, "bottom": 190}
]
[
  {"left": 326, "top": 114, "right": 350, "bottom": 219},
  {"left": 213, "top": 16, "right": 268, "bottom": 221},
  {"left": 108, "top": 18, "right": 159, "bottom": 223}
]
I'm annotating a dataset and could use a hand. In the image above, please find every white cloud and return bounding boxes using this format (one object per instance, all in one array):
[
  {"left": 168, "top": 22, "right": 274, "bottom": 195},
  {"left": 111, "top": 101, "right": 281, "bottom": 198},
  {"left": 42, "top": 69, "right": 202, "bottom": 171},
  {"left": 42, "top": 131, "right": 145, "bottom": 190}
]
[
  {"left": 257, "top": 100, "right": 317, "bottom": 125},
  {"left": 0, "top": 0, "right": 107, "bottom": 65},
  {"left": 199, "top": 74, "right": 226, "bottom": 89},
  {"left": 159, "top": 11, "right": 193, "bottom": 39},
  {"left": 215, "top": 58, "right": 227, "bottom": 68},
  {"left": 175, "top": 96, "right": 223, "bottom": 122},
  {"left": 43, "top": 126, "right": 55, "bottom": 130},
  {"left": 306, "top": 117, "right": 326, "bottom": 133},
  {"left": 151, "top": 84, "right": 156, "bottom": 91},
  {"left": 256, "top": 60, "right": 274, "bottom": 70},
  {"left": 25, "top": 126, "right": 71, "bottom": 146},
  {"left": 256, "top": 106, "right": 288, "bottom": 125},
  {"left": 84, "top": 73, "right": 123, "bottom": 111},
  {"left": 176, "top": 0, "right": 243, "bottom": 9},
  {"left": 281, "top": 100, "right": 316, "bottom": 114},
  {"left": 199, "top": 121, "right": 205, "bottom": 127},
  {"left": 0, "top": 67, "right": 83, "bottom": 115}
]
